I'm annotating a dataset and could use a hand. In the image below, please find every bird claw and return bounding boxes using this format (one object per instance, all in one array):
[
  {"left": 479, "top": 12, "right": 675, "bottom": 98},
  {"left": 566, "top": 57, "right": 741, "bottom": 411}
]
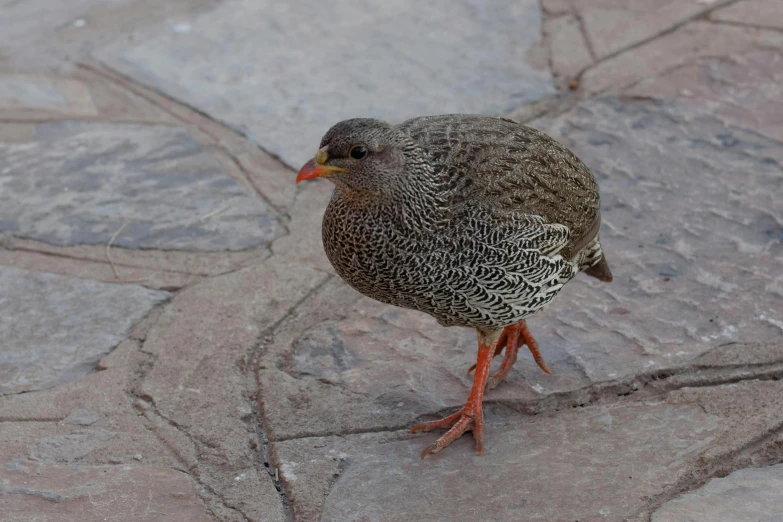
[
  {"left": 411, "top": 408, "right": 482, "bottom": 458},
  {"left": 466, "top": 321, "right": 552, "bottom": 383},
  {"left": 420, "top": 442, "right": 441, "bottom": 459}
]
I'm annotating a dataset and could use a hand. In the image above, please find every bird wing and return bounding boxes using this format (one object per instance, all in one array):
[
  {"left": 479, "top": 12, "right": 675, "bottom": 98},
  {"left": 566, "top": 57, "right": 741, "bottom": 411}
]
[{"left": 396, "top": 114, "right": 601, "bottom": 258}]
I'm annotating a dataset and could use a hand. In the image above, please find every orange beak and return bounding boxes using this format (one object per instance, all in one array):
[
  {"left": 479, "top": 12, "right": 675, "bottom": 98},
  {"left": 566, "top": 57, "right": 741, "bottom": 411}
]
[{"left": 295, "top": 159, "right": 346, "bottom": 184}]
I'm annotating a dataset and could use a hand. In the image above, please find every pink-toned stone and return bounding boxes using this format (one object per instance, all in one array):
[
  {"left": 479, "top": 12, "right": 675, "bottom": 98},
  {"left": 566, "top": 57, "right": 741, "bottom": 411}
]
[
  {"left": 711, "top": 0, "right": 783, "bottom": 30},
  {"left": 129, "top": 181, "right": 334, "bottom": 522},
  {"left": 581, "top": 21, "right": 783, "bottom": 94},
  {"left": 541, "top": 0, "right": 572, "bottom": 16},
  {"left": 626, "top": 48, "right": 783, "bottom": 143},
  {"left": 274, "top": 401, "right": 723, "bottom": 522},
  {"left": 7, "top": 236, "right": 260, "bottom": 278},
  {"left": 0, "top": 340, "right": 181, "bottom": 468},
  {"left": 272, "top": 379, "right": 783, "bottom": 521},
  {"left": 0, "top": 248, "right": 200, "bottom": 291},
  {"left": 574, "top": 0, "right": 719, "bottom": 59},
  {"left": 0, "top": 465, "right": 212, "bottom": 522},
  {"left": 545, "top": 14, "right": 594, "bottom": 85}
]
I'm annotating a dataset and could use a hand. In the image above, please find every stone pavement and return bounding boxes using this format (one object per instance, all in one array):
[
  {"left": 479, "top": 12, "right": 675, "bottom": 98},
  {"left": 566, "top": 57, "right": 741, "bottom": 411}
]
[{"left": 1, "top": 0, "right": 781, "bottom": 521}]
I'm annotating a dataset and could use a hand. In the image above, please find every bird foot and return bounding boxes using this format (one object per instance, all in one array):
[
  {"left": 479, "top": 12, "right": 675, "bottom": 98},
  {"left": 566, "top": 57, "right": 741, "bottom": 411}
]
[
  {"left": 467, "top": 321, "right": 552, "bottom": 387},
  {"left": 410, "top": 399, "right": 484, "bottom": 458}
]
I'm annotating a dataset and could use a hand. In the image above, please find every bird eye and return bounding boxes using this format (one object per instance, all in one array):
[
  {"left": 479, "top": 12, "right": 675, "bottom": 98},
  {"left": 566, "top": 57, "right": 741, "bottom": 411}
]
[{"left": 349, "top": 145, "right": 368, "bottom": 160}]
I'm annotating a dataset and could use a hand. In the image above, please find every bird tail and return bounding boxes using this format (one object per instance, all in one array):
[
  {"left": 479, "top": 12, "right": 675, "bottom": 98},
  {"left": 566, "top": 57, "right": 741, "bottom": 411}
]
[
  {"left": 584, "top": 254, "right": 613, "bottom": 282},
  {"left": 576, "top": 235, "right": 613, "bottom": 283}
]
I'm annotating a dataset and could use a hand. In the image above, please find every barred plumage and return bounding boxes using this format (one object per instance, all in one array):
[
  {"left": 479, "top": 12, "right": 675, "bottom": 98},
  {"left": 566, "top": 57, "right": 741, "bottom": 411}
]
[
  {"left": 297, "top": 114, "right": 613, "bottom": 458},
  {"left": 316, "top": 115, "right": 611, "bottom": 331}
]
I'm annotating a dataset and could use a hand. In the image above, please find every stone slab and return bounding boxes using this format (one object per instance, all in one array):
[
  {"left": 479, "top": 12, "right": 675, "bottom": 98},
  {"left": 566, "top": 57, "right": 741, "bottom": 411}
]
[
  {"left": 0, "top": 74, "right": 97, "bottom": 116},
  {"left": 98, "top": 0, "right": 555, "bottom": 167},
  {"left": 581, "top": 21, "right": 783, "bottom": 95},
  {"left": 272, "top": 401, "right": 723, "bottom": 522},
  {"left": 0, "top": 0, "right": 132, "bottom": 52},
  {"left": 120, "top": 182, "right": 339, "bottom": 522},
  {"left": 0, "top": 464, "right": 212, "bottom": 522},
  {"left": 711, "top": 0, "right": 783, "bottom": 30},
  {"left": 627, "top": 48, "right": 783, "bottom": 143},
  {"left": 0, "top": 267, "right": 168, "bottom": 394},
  {"left": 0, "top": 121, "right": 279, "bottom": 250},
  {"left": 573, "top": 0, "right": 718, "bottom": 60},
  {"left": 652, "top": 463, "right": 783, "bottom": 522},
  {"left": 545, "top": 14, "right": 594, "bottom": 85}
]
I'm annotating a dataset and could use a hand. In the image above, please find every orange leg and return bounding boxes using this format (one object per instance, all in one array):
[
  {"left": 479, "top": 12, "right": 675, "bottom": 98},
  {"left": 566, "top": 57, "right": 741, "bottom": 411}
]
[
  {"left": 410, "top": 340, "right": 496, "bottom": 458},
  {"left": 468, "top": 320, "right": 552, "bottom": 387}
]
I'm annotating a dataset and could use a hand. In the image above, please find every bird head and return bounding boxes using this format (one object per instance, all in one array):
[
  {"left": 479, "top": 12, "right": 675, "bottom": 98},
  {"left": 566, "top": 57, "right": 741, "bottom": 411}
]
[{"left": 296, "top": 118, "right": 414, "bottom": 195}]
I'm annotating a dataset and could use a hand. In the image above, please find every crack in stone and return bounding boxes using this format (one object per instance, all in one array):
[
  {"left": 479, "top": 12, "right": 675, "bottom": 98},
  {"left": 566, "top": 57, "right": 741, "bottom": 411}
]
[
  {"left": 123, "top": 320, "right": 256, "bottom": 522},
  {"left": 707, "top": 18, "right": 783, "bottom": 35},
  {"left": 78, "top": 61, "right": 292, "bottom": 219},
  {"left": 0, "top": 486, "right": 65, "bottom": 502},
  {"left": 629, "top": 418, "right": 783, "bottom": 522},
  {"left": 570, "top": 0, "right": 742, "bottom": 87},
  {"left": 569, "top": 4, "right": 598, "bottom": 63},
  {"left": 253, "top": 275, "right": 334, "bottom": 522},
  {"left": 6, "top": 243, "right": 219, "bottom": 278},
  {"left": 267, "top": 358, "right": 783, "bottom": 444}
]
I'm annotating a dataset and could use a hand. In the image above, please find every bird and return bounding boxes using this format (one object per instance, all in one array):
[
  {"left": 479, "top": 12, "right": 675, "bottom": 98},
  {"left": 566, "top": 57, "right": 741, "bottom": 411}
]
[{"left": 295, "top": 115, "right": 612, "bottom": 459}]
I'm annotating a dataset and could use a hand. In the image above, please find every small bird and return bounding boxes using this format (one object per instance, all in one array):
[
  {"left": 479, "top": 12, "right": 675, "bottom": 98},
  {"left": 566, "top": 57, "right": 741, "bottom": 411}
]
[{"left": 296, "top": 115, "right": 612, "bottom": 458}]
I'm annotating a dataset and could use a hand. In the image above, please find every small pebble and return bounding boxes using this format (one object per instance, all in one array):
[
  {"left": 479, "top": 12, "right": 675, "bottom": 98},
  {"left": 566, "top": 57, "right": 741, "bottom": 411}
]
[{"left": 133, "top": 454, "right": 143, "bottom": 461}]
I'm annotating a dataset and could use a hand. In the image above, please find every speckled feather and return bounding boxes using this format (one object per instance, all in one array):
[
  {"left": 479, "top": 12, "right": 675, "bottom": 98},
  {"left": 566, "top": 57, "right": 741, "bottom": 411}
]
[{"left": 315, "top": 115, "right": 612, "bottom": 331}]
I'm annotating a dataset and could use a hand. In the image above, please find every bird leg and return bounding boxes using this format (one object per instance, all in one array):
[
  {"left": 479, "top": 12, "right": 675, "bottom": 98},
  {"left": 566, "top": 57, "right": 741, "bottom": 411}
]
[
  {"left": 467, "top": 320, "right": 552, "bottom": 387},
  {"left": 410, "top": 338, "right": 496, "bottom": 458}
]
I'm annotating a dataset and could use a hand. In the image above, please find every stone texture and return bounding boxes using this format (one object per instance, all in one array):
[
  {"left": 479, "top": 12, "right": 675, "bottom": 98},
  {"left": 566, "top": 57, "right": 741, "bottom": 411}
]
[
  {"left": 120, "top": 181, "right": 337, "bottom": 522},
  {"left": 0, "top": 0, "right": 132, "bottom": 52},
  {"left": 652, "top": 463, "right": 783, "bottom": 522},
  {"left": 0, "top": 464, "right": 212, "bottom": 522},
  {"left": 581, "top": 21, "right": 783, "bottom": 94},
  {"left": 98, "top": 0, "right": 554, "bottom": 167},
  {"left": 545, "top": 14, "right": 594, "bottom": 86},
  {"left": 627, "top": 48, "right": 783, "bottom": 143},
  {"left": 537, "top": 97, "right": 783, "bottom": 381},
  {"left": 0, "top": 121, "right": 279, "bottom": 250},
  {"left": 272, "top": 378, "right": 783, "bottom": 521},
  {"left": 711, "top": 0, "right": 783, "bottom": 30},
  {"left": 0, "top": 74, "right": 97, "bottom": 116},
  {"left": 273, "top": 401, "right": 723, "bottom": 522},
  {"left": 0, "top": 68, "right": 179, "bottom": 124},
  {"left": 572, "top": 0, "right": 721, "bottom": 59},
  {"left": 0, "top": 267, "right": 168, "bottom": 394}
]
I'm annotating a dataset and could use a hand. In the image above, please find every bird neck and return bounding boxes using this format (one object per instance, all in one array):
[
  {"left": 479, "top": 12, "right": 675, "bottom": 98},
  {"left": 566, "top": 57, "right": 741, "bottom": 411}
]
[{"left": 334, "top": 166, "right": 448, "bottom": 234}]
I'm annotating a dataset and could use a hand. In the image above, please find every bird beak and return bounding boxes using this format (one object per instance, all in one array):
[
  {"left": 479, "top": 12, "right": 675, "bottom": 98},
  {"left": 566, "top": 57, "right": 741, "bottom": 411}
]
[
  {"left": 295, "top": 160, "right": 346, "bottom": 183},
  {"left": 296, "top": 146, "right": 347, "bottom": 183}
]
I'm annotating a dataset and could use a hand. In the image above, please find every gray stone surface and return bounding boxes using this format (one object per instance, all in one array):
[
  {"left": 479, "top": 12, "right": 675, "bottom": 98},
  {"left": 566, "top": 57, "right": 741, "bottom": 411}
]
[
  {"left": 0, "top": 464, "right": 213, "bottom": 522},
  {"left": 652, "top": 463, "right": 783, "bottom": 522},
  {"left": 536, "top": 96, "right": 783, "bottom": 382},
  {"left": 0, "top": 266, "right": 168, "bottom": 393},
  {"left": 0, "top": 0, "right": 131, "bottom": 51},
  {"left": 0, "top": 121, "right": 279, "bottom": 250},
  {"left": 273, "top": 401, "right": 723, "bottom": 522},
  {"left": 98, "top": 0, "right": 555, "bottom": 167}
]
